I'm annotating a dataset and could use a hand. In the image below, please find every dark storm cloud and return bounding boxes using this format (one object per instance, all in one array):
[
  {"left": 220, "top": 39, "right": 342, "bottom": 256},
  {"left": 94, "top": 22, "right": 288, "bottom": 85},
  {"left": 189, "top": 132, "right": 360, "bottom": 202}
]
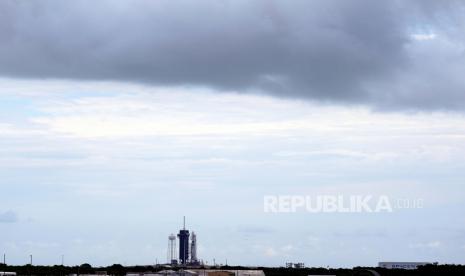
[{"left": 0, "top": 0, "right": 464, "bottom": 110}]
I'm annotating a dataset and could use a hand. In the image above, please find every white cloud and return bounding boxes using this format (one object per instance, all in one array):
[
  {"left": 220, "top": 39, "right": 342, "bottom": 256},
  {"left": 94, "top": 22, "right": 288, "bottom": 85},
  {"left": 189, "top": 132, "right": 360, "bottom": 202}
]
[
  {"left": 409, "top": 241, "right": 442, "bottom": 249},
  {"left": 412, "top": 33, "right": 437, "bottom": 41}
]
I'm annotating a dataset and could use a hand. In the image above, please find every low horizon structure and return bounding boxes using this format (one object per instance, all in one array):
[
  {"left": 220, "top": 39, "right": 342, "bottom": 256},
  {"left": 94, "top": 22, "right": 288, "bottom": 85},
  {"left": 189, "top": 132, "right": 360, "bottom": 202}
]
[
  {"left": 127, "top": 269, "right": 265, "bottom": 276},
  {"left": 378, "top": 262, "right": 434, "bottom": 270}
]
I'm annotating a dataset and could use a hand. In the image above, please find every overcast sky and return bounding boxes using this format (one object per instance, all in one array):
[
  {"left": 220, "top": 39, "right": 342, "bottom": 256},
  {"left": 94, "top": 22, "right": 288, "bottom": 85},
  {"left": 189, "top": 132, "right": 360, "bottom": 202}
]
[{"left": 1, "top": 0, "right": 465, "bottom": 268}]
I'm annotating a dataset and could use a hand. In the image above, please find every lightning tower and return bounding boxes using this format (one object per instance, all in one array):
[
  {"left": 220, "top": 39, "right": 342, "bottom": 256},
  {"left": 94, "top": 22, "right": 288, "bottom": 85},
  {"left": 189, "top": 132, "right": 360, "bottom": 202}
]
[{"left": 167, "top": 233, "right": 177, "bottom": 264}]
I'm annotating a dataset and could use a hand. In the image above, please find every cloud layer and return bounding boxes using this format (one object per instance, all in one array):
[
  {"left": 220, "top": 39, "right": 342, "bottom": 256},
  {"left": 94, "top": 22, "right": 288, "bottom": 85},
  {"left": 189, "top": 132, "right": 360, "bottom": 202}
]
[
  {"left": 1, "top": 80, "right": 465, "bottom": 265},
  {"left": 0, "top": 0, "right": 464, "bottom": 110},
  {"left": 0, "top": 210, "right": 18, "bottom": 223}
]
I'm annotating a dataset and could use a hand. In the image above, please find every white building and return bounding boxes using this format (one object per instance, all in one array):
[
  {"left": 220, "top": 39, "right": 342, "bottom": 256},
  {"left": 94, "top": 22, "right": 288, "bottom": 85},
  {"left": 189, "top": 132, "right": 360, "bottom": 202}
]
[{"left": 378, "top": 262, "right": 432, "bottom": 270}]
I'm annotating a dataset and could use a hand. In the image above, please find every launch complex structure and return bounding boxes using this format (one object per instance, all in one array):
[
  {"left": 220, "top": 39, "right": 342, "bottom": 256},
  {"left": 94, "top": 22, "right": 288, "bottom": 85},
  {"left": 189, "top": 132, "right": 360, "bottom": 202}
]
[{"left": 167, "top": 217, "right": 199, "bottom": 266}]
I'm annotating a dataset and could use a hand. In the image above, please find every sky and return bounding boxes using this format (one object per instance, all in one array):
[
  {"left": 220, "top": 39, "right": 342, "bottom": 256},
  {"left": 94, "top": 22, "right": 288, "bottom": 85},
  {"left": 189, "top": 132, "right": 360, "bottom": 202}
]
[{"left": 1, "top": 0, "right": 465, "bottom": 268}]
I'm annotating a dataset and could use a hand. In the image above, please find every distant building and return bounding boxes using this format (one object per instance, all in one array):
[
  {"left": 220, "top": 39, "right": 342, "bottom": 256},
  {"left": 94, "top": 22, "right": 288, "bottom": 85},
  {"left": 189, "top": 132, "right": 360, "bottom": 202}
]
[
  {"left": 204, "top": 272, "right": 234, "bottom": 276},
  {"left": 127, "top": 274, "right": 160, "bottom": 276},
  {"left": 126, "top": 271, "right": 265, "bottom": 276},
  {"left": 152, "top": 270, "right": 197, "bottom": 276},
  {"left": 192, "top": 270, "right": 265, "bottom": 276},
  {"left": 378, "top": 262, "right": 433, "bottom": 270},
  {"left": 150, "top": 270, "right": 265, "bottom": 276},
  {"left": 70, "top": 274, "right": 106, "bottom": 276},
  {"left": 285, "top": 262, "right": 305, "bottom": 269}
]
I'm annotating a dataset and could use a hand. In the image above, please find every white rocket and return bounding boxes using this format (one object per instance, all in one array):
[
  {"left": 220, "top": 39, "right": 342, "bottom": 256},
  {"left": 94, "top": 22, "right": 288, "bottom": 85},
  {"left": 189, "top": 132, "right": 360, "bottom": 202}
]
[{"left": 190, "top": 231, "right": 197, "bottom": 262}]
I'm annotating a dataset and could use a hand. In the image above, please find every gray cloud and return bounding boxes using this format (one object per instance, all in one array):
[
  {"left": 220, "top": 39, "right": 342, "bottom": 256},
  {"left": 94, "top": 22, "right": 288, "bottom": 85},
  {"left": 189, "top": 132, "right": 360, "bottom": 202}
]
[
  {"left": 0, "top": 210, "right": 18, "bottom": 223},
  {"left": 0, "top": 0, "right": 464, "bottom": 110},
  {"left": 236, "top": 225, "right": 275, "bottom": 235}
]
